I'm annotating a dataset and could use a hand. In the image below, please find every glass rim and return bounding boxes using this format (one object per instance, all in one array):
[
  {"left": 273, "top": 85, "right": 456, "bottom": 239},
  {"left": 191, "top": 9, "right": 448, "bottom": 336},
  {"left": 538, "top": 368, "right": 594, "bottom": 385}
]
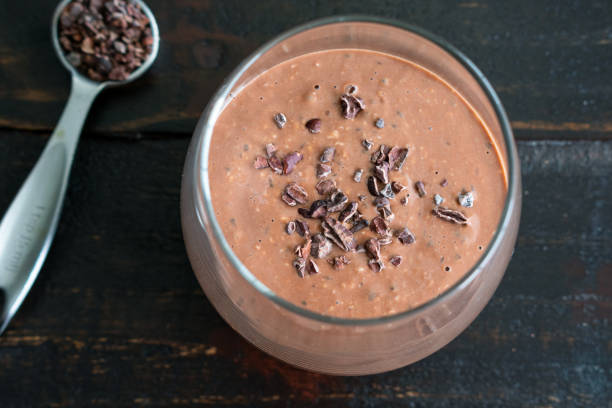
[{"left": 192, "top": 15, "right": 519, "bottom": 326}]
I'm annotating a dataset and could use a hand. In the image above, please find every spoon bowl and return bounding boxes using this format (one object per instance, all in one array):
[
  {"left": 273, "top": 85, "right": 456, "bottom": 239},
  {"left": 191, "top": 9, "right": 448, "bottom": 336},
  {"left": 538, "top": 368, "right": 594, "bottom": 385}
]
[{"left": 0, "top": 0, "right": 160, "bottom": 335}]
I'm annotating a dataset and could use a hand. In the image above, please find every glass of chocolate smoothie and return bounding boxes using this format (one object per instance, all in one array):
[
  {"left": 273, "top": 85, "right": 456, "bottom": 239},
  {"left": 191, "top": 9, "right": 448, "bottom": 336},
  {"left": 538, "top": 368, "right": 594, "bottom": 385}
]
[{"left": 181, "top": 16, "right": 521, "bottom": 375}]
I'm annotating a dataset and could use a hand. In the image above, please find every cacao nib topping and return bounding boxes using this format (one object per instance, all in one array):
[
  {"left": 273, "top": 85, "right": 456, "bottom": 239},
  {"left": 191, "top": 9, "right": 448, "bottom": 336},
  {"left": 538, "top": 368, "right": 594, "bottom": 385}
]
[
  {"left": 391, "top": 181, "right": 406, "bottom": 194},
  {"left": 305, "top": 118, "right": 322, "bottom": 133},
  {"left": 268, "top": 155, "right": 283, "bottom": 174},
  {"left": 374, "top": 162, "right": 390, "bottom": 184},
  {"left": 307, "top": 258, "right": 320, "bottom": 275},
  {"left": 377, "top": 205, "right": 394, "bottom": 221},
  {"left": 253, "top": 156, "right": 269, "bottom": 169},
  {"left": 315, "top": 179, "right": 337, "bottom": 195},
  {"left": 379, "top": 183, "right": 395, "bottom": 199},
  {"left": 367, "top": 176, "right": 380, "bottom": 196},
  {"left": 440, "top": 178, "right": 448, "bottom": 187},
  {"left": 320, "top": 147, "right": 336, "bottom": 163},
  {"left": 370, "top": 216, "right": 390, "bottom": 237},
  {"left": 273, "top": 112, "right": 287, "bottom": 129},
  {"left": 327, "top": 190, "right": 349, "bottom": 213},
  {"left": 322, "top": 216, "right": 356, "bottom": 252},
  {"left": 328, "top": 255, "right": 351, "bottom": 270},
  {"left": 353, "top": 169, "right": 363, "bottom": 182},
  {"left": 396, "top": 228, "right": 416, "bottom": 245},
  {"left": 458, "top": 190, "right": 474, "bottom": 208},
  {"left": 368, "top": 258, "right": 385, "bottom": 273},
  {"left": 295, "top": 219, "right": 310, "bottom": 237},
  {"left": 434, "top": 194, "right": 444, "bottom": 205},
  {"left": 293, "top": 258, "right": 306, "bottom": 278},
  {"left": 282, "top": 151, "right": 303, "bottom": 175},
  {"left": 400, "top": 195, "right": 409, "bottom": 206},
  {"left": 433, "top": 206, "right": 469, "bottom": 225},
  {"left": 281, "top": 193, "right": 297, "bottom": 207},
  {"left": 415, "top": 181, "right": 427, "bottom": 197},
  {"left": 365, "top": 238, "right": 381, "bottom": 260},
  {"left": 375, "top": 118, "right": 385, "bottom": 129},
  {"left": 340, "top": 94, "right": 365, "bottom": 119},
  {"left": 308, "top": 200, "right": 329, "bottom": 219},
  {"left": 286, "top": 221, "right": 296, "bottom": 235},
  {"left": 295, "top": 238, "right": 312, "bottom": 259},
  {"left": 297, "top": 207, "right": 312, "bottom": 218},
  {"left": 362, "top": 139, "right": 374, "bottom": 151},
  {"left": 390, "top": 147, "right": 409, "bottom": 171},
  {"left": 284, "top": 182, "right": 308, "bottom": 204},
  {"left": 378, "top": 236, "right": 393, "bottom": 246},
  {"left": 338, "top": 202, "right": 358, "bottom": 223},
  {"left": 316, "top": 163, "right": 332, "bottom": 178},
  {"left": 346, "top": 84, "right": 358, "bottom": 94},
  {"left": 311, "top": 234, "right": 333, "bottom": 259},
  {"left": 350, "top": 219, "right": 370, "bottom": 234},
  {"left": 374, "top": 196, "right": 390, "bottom": 208},
  {"left": 265, "top": 143, "right": 277, "bottom": 158},
  {"left": 370, "top": 145, "right": 388, "bottom": 165},
  {"left": 390, "top": 255, "right": 403, "bottom": 267}
]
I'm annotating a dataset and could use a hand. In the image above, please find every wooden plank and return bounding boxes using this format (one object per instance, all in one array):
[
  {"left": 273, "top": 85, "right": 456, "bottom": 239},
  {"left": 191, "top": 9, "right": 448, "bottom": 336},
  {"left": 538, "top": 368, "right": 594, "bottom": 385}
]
[
  {"left": 0, "top": 0, "right": 610, "bottom": 136},
  {"left": 0, "top": 131, "right": 609, "bottom": 407}
]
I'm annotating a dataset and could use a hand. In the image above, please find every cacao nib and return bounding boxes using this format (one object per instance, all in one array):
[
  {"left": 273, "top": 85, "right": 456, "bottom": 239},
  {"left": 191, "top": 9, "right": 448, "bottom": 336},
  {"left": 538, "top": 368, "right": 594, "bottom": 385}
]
[
  {"left": 375, "top": 118, "right": 385, "bottom": 129},
  {"left": 265, "top": 143, "right": 277, "bottom": 158},
  {"left": 391, "top": 181, "right": 406, "bottom": 194},
  {"left": 273, "top": 112, "right": 287, "bottom": 129},
  {"left": 316, "top": 163, "right": 332, "bottom": 178},
  {"left": 268, "top": 155, "right": 283, "bottom": 174},
  {"left": 377, "top": 205, "right": 394, "bottom": 221},
  {"left": 322, "top": 216, "right": 355, "bottom": 252},
  {"left": 286, "top": 221, "right": 296, "bottom": 235},
  {"left": 253, "top": 156, "right": 269, "bottom": 169},
  {"left": 295, "top": 238, "right": 312, "bottom": 259},
  {"left": 285, "top": 182, "right": 308, "bottom": 204},
  {"left": 320, "top": 147, "right": 336, "bottom": 163},
  {"left": 415, "top": 181, "right": 426, "bottom": 197},
  {"left": 305, "top": 118, "right": 322, "bottom": 133},
  {"left": 328, "top": 255, "right": 351, "bottom": 270},
  {"left": 378, "top": 236, "right": 393, "bottom": 246},
  {"left": 440, "top": 178, "right": 448, "bottom": 187},
  {"left": 307, "top": 258, "right": 320, "bottom": 274},
  {"left": 370, "top": 145, "right": 387, "bottom": 164},
  {"left": 370, "top": 216, "right": 390, "bottom": 237},
  {"left": 365, "top": 238, "right": 381, "bottom": 260},
  {"left": 340, "top": 94, "right": 365, "bottom": 119},
  {"left": 379, "top": 183, "right": 395, "bottom": 199},
  {"left": 308, "top": 200, "right": 329, "bottom": 219},
  {"left": 367, "top": 176, "right": 380, "bottom": 196},
  {"left": 433, "top": 206, "right": 469, "bottom": 225},
  {"left": 397, "top": 228, "right": 416, "bottom": 245},
  {"left": 293, "top": 258, "right": 306, "bottom": 278},
  {"left": 315, "top": 179, "right": 336, "bottom": 195},
  {"left": 362, "top": 139, "right": 373, "bottom": 151},
  {"left": 311, "top": 234, "right": 332, "bottom": 258},
  {"left": 400, "top": 195, "right": 409, "bottom": 206},
  {"left": 353, "top": 169, "right": 363, "bottom": 182},
  {"left": 390, "top": 255, "right": 403, "bottom": 267},
  {"left": 389, "top": 147, "right": 409, "bottom": 170},
  {"left": 338, "top": 202, "right": 358, "bottom": 223},
  {"left": 281, "top": 193, "right": 297, "bottom": 207},
  {"left": 327, "top": 190, "right": 349, "bottom": 213},
  {"left": 368, "top": 258, "right": 384, "bottom": 273},
  {"left": 282, "top": 151, "right": 303, "bottom": 175},
  {"left": 350, "top": 219, "right": 370, "bottom": 234},
  {"left": 374, "top": 162, "right": 390, "bottom": 184},
  {"left": 298, "top": 207, "right": 312, "bottom": 218},
  {"left": 434, "top": 194, "right": 444, "bottom": 205},
  {"left": 374, "top": 196, "right": 390, "bottom": 208},
  {"left": 295, "top": 220, "right": 310, "bottom": 237},
  {"left": 458, "top": 190, "right": 474, "bottom": 208}
]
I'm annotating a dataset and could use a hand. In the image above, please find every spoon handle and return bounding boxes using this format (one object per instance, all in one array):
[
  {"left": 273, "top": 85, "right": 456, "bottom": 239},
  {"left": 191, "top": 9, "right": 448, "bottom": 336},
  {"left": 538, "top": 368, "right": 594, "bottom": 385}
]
[{"left": 0, "top": 75, "right": 102, "bottom": 334}]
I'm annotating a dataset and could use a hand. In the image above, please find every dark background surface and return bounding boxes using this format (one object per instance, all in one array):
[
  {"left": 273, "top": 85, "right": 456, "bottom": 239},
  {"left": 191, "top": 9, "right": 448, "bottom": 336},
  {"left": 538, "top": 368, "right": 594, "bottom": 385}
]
[{"left": 0, "top": 1, "right": 610, "bottom": 407}]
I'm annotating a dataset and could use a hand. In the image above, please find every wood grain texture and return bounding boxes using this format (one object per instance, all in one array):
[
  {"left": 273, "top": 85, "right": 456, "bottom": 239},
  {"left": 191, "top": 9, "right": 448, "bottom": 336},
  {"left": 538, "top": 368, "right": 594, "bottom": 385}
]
[
  {"left": 0, "top": 132, "right": 610, "bottom": 407},
  {"left": 0, "top": 0, "right": 610, "bottom": 137}
]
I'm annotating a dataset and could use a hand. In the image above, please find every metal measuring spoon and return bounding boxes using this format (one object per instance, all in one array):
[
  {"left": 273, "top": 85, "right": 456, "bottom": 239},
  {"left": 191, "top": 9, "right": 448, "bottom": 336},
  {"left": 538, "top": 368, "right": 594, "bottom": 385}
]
[{"left": 0, "top": 0, "right": 160, "bottom": 334}]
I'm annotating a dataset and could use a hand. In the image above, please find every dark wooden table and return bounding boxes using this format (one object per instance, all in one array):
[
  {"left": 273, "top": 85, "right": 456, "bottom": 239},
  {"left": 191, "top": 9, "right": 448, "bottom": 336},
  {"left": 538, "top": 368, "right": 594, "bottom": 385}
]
[{"left": 1, "top": 1, "right": 610, "bottom": 407}]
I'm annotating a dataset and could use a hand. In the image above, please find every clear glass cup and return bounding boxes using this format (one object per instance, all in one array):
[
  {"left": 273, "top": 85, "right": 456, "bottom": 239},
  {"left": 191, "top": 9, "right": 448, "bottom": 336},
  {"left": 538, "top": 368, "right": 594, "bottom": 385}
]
[{"left": 180, "top": 16, "right": 521, "bottom": 375}]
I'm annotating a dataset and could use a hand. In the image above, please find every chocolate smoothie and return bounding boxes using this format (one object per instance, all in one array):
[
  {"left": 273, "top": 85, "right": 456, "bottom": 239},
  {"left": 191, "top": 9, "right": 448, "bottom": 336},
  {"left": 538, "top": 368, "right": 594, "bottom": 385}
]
[{"left": 208, "top": 49, "right": 507, "bottom": 319}]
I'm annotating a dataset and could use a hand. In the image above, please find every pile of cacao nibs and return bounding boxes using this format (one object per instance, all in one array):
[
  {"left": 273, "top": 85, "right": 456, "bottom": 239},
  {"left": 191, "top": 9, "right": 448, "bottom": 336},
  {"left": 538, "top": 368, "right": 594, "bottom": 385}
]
[
  {"left": 58, "top": 0, "right": 153, "bottom": 82},
  {"left": 254, "top": 85, "right": 471, "bottom": 278}
]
